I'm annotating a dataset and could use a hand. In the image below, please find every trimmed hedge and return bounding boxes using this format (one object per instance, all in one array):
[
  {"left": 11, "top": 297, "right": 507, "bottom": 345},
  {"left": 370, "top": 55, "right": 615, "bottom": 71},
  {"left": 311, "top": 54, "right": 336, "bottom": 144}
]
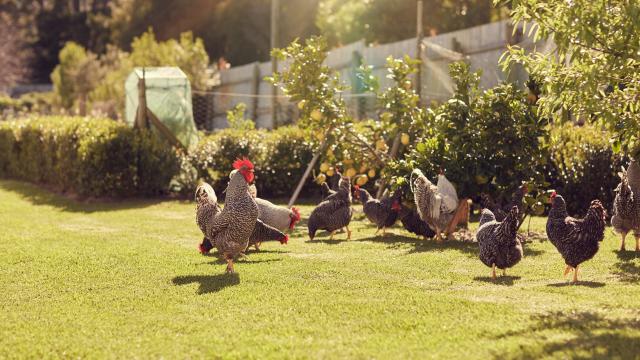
[
  {"left": 190, "top": 126, "right": 316, "bottom": 198},
  {"left": 0, "top": 116, "right": 179, "bottom": 197},
  {"left": 547, "top": 122, "right": 624, "bottom": 215}
]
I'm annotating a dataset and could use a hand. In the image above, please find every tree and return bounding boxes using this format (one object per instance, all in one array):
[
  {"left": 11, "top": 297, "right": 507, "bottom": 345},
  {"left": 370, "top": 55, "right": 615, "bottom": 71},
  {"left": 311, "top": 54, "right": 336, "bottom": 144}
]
[
  {"left": 497, "top": 0, "right": 640, "bottom": 155},
  {"left": 316, "top": 0, "right": 501, "bottom": 46},
  {"left": 0, "top": 14, "right": 31, "bottom": 91}
]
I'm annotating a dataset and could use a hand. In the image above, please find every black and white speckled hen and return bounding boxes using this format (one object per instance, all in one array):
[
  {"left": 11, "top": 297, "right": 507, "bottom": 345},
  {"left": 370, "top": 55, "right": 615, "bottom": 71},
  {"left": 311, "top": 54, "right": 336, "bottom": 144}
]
[
  {"left": 247, "top": 219, "right": 289, "bottom": 252},
  {"left": 611, "top": 160, "right": 640, "bottom": 251},
  {"left": 207, "top": 158, "right": 259, "bottom": 273},
  {"left": 476, "top": 206, "right": 523, "bottom": 279},
  {"left": 355, "top": 186, "right": 401, "bottom": 235},
  {"left": 308, "top": 174, "right": 353, "bottom": 240},
  {"left": 412, "top": 169, "right": 469, "bottom": 241},
  {"left": 546, "top": 192, "right": 606, "bottom": 282},
  {"left": 195, "top": 182, "right": 221, "bottom": 254}
]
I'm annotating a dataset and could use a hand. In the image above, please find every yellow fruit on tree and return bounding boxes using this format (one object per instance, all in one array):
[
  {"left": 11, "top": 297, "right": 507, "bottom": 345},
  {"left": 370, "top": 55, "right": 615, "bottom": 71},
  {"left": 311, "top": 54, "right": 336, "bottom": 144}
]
[
  {"left": 376, "top": 139, "right": 386, "bottom": 150},
  {"left": 368, "top": 169, "right": 376, "bottom": 178},
  {"left": 310, "top": 109, "right": 322, "bottom": 121},
  {"left": 326, "top": 167, "right": 335, "bottom": 177},
  {"left": 316, "top": 174, "right": 326, "bottom": 184},
  {"left": 401, "top": 133, "right": 410, "bottom": 145},
  {"left": 356, "top": 175, "right": 368, "bottom": 186},
  {"left": 359, "top": 164, "right": 368, "bottom": 173},
  {"left": 320, "top": 162, "right": 329, "bottom": 173},
  {"left": 380, "top": 112, "right": 392, "bottom": 121},
  {"left": 343, "top": 158, "right": 354, "bottom": 165},
  {"left": 345, "top": 167, "right": 357, "bottom": 178},
  {"left": 297, "top": 100, "right": 306, "bottom": 110}
]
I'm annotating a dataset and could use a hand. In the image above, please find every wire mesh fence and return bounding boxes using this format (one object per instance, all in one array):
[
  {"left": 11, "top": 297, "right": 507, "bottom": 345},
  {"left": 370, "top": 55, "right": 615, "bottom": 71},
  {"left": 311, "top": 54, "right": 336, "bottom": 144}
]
[{"left": 192, "top": 20, "right": 550, "bottom": 131}]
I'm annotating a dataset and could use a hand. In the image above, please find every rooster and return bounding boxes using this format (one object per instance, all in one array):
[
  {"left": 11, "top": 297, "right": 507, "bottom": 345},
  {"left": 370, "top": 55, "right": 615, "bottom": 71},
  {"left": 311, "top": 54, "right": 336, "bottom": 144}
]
[
  {"left": 255, "top": 198, "right": 301, "bottom": 232},
  {"left": 611, "top": 160, "right": 640, "bottom": 251},
  {"left": 195, "top": 182, "right": 221, "bottom": 255},
  {"left": 476, "top": 206, "right": 523, "bottom": 279},
  {"left": 411, "top": 169, "right": 470, "bottom": 241},
  {"left": 308, "top": 174, "right": 353, "bottom": 240},
  {"left": 546, "top": 191, "right": 606, "bottom": 282},
  {"left": 355, "top": 186, "right": 401, "bottom": 235},
  {"left": 206, "top": 158, "right": 259, "bottom": 273}
]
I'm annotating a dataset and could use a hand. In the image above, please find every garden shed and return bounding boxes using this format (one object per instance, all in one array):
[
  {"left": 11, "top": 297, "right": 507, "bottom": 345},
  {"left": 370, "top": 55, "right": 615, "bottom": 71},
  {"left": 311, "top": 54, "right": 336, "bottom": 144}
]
[{"left": 125, "top": 67, "right": 198, "bottom": 150}]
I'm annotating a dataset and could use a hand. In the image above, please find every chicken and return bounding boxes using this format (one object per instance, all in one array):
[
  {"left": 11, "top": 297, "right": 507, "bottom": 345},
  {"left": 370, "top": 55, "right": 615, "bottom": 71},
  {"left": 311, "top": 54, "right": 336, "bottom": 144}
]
[
  {"left": 308, "top": 174, "right": 353, "bottom": 240},
  {"left": 248, "top": 183, "right": 258, "bottom": 199},
  {"left": 255, "top": 197, "right": 301, "bottom": 232},
  {"left": 247, "top": 219, "right": 289, "bottom": 251},
  {"left": 355, "top": 186, "right": 400, "bottom": 235},
  {"left": 320, "top": 182, "right": 336, "bottom": 201},
  {"left": 476, "top": 206, "right": 523, "bottom": 279},
  {"left": 479, "top": 184, "right": 528, "bottom": 222},
  {"left": 195, "top": 182, "right": 221, "bottom": 254},
  {"left": 611, "top": 160, "right": 640, "bottom": 251},
  {"left": 207, "top": 158, "right": 259, "bottom": 273},
  {"left": 546, "top": 192, "right": 606, "bottom": 282},
  {"left": 398, "top": 204, "right": 436, "bottom": 239},
  {"left": 411, "top": 169, "right": 470, "bottom": 241}
]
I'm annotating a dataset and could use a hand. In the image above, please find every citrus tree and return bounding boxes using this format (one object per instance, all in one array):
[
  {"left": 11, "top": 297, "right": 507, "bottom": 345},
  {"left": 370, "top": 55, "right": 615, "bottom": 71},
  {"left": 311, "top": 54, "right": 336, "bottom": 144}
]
[{"left": 497, "top": 0, "right": 640, "bottom": 155}]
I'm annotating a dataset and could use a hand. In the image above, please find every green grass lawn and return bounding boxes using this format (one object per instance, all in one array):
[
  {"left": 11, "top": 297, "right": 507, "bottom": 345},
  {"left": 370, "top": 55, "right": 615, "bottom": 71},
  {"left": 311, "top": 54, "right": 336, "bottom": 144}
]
[{"left": 1, "top": 180, "right": 639, "bottom": 359}]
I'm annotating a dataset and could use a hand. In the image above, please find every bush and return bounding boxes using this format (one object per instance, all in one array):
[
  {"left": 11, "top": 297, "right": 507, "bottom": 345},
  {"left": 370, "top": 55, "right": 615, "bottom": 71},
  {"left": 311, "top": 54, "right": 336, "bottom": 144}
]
[
  {"left": 547, "top": 122, "right": 623, "bottom": 215},
  {"left": 0, "top": 116, "right": 179, "bottom": 197},
  {"left": 189, "top": 126, "right": 315, "bottom": 198},
  {"left": 389, "top": 62, "right": 548, "bottom": 205}
]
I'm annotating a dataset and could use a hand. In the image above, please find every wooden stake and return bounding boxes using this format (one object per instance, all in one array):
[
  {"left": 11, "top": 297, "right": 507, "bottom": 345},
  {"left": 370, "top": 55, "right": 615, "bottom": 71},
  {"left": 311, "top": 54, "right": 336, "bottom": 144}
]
[
  {"left": 135, "top": 68, "right": 148, "bottom": 129},
  {"left": 288, "top": 129, "right": 332, "bottom": 208}
]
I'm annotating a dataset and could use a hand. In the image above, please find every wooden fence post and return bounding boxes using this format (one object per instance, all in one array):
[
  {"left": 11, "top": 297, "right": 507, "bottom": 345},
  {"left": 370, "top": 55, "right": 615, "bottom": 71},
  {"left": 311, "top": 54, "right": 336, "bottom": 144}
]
[{"left": 135, "top": 68, "right": 148, "bottom": 129}]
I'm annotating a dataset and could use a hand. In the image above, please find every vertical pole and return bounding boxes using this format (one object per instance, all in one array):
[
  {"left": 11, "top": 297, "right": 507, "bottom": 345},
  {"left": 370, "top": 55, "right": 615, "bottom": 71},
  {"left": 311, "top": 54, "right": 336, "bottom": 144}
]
[
  {"left": 270, "top": 0, "right": 280, "bottom": 128},
  {"left": 416, "top": 0, "right": 424, "bottom": 105},
  {"left": 251, "top": 62, "right": 260, "bottom": 123},
  {"left": 136, "top": 68, "right": 148, "bottom": 129}
]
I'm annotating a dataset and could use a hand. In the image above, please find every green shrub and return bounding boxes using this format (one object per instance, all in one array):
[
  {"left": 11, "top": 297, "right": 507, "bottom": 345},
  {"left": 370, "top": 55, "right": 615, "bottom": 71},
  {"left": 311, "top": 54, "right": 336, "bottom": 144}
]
[
  {"left": 389, "top": 62, "right": 549, "bottom": 206},
  {"left": 189, "top": 126, "right": 315, "bottom": 198},
  {"left": 547, "top": 122, "right": 623, "bottom": 214},
  {"left": 0, "top": 116, "right": 178, "bottom": 197}
]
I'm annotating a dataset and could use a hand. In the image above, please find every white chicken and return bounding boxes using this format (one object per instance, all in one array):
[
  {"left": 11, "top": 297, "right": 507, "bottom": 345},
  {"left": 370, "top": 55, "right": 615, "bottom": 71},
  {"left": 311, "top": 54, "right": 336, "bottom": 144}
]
[{"left": 411, "top": 169, "right": 469, "bottom": 241}]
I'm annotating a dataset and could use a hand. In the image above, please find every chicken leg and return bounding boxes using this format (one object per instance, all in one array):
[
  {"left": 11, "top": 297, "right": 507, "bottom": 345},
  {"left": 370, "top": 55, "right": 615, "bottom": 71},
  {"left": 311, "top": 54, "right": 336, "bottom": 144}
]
[
  {"left": 620, "top": 232, "right": 627, "bottom": 251},
  {"left": 329, "top": 231, "right": 336, "bottom": 240},
  {"left": 346, "top": 226, "right": 352, "bottom": 240},
  {"left": 635, "top": 234, "right": 639, "bottom": 252},
  {"left": 225, "top": 257, "right": 235, "bottom": 274},
  {"left": 572, "top": 266, "right": 579, "bottom": 283},
  {"left": 491, "top": 264, "right": 497, "bottom": 279},
  {"left": 502, "top": 269, "right": 506, "bottom": 277},
  {"left": 563, "top": 265, "right": 572, "bottom": 277},
  {"left": 254, "top": 242, "right": 261, "bottom": 252}
]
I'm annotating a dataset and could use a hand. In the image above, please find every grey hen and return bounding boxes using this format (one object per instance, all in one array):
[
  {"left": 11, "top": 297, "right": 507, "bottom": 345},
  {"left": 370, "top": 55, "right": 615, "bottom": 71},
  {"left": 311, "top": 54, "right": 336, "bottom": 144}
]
[{"left": 476, "top": 206, "right": 523, "bottom": 279}]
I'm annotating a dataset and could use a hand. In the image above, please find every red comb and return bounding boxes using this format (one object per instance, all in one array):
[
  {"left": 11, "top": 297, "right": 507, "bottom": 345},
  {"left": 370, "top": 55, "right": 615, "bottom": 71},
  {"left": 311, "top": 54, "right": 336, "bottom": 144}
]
[
  {"left": 550, "top": 191, "right": 557, "bottom": 199},
  {"left": 289, "top": 207, "right": 301, "bottom": 229},
  {"left": 233, "top": 157, "right": 254, "bottom": 170},
  {"left": 281, "top": 234, "right": 289, "bottom": 244}
]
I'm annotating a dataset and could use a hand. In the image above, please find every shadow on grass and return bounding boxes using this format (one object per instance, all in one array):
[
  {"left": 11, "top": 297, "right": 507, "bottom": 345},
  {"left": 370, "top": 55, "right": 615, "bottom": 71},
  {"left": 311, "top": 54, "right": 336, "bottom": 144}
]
[
  {"left": 493, "top": 311, "right": 640, "bottom": 359},
  {"left": 546, "top": 281, "right": 606, "bottom": 288},
  {"left": 613, "top": 260, "right": 640, "bottom": 283},
  {"left": 172, "top": 273, "right": 240, "bottom": 294},
  {"left": 473, "top": 275, "right": 521, "bottom": 286},
  {"left": 0, "top": 180, "right": 172, "bottom": 213}
]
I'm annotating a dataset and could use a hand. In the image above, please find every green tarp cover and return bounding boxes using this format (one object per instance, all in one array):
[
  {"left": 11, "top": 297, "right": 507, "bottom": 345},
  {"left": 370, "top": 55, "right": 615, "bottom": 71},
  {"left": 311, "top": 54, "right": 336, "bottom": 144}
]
[{"left": 125, "top": 67, "right": 198, "bottom": 150}]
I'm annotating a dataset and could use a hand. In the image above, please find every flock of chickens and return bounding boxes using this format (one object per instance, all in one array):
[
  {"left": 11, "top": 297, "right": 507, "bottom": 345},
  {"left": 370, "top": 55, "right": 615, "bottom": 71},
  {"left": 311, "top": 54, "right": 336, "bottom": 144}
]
[{"left": 195, "top": 157, "right": 639, "bottom": 283}]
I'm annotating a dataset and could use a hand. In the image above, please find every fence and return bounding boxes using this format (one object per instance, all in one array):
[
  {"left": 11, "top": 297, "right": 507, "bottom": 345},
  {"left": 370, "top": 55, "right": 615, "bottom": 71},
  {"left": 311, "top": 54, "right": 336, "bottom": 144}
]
[{"left": 193, "top": 19, "right": 551, "bottom": 130}]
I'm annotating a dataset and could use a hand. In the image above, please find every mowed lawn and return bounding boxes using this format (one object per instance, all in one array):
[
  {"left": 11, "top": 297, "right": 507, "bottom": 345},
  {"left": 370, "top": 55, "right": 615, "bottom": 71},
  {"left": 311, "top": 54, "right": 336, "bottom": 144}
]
[{"left": 1, "top": 180, "right": 639, "bottom": 359}]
